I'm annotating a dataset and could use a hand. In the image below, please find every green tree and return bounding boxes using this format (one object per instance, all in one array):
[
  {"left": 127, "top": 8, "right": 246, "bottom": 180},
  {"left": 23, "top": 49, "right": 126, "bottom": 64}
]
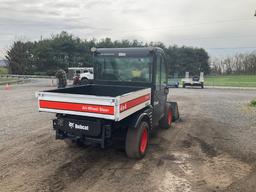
[
  {"left": 6, "top": 31, "right": 210, "bottom": 76},
  {"left": 166, "top": 46, "right": 209, "bottom": 77},
  {"left": 6, "top": 41, "right": 34, "bottom": 74}
]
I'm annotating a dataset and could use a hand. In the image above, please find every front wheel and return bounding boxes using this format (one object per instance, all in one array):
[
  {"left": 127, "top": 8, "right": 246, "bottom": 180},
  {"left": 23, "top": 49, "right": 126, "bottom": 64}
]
[
  {"left": 159, "top": 105, "right": 173, "bottom": 129},
  {"left": 125, "top": 120, "right": 149, "bottom": 159}
]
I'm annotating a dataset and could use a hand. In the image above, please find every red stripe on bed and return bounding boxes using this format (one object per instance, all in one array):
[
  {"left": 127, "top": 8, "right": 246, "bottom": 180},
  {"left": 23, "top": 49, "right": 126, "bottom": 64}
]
[
  {"left": 39, "top": 100, "right": 114, "bottom": 115},
  {"left": 120, "top": 94, "right": 150, "bottom": 112}
]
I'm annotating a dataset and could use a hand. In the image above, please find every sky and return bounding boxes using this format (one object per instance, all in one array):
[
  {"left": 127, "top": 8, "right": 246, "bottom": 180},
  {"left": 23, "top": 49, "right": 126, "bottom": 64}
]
[{"left": 0, "top": 0, "right": 256, "bottom": 59}]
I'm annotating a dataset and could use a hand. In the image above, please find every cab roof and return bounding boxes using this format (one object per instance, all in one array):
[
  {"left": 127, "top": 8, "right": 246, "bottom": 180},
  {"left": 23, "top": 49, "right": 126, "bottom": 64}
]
[{"left": 94, "top": 47, "right": 164, "bottom": 57}]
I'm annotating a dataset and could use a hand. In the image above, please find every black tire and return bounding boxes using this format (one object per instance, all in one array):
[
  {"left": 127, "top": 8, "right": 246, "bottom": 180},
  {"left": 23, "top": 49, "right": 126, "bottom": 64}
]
[
  {"left": 159, "top": 104, "right": 173, "bottom": 129},
  {"left": 125, "top": 120, "right": 149, "bottom": 159},
  {"left": 170, "top": 102, "right": 179, "bottom": 121},
  {"left": 81, "top": 78, "right": 89, "bottom": 85}
]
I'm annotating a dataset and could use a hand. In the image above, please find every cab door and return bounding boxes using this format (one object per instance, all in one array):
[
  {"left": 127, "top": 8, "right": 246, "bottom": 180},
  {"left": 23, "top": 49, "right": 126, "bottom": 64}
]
[{"left": 152, "top": 53, "right": 167, "bottom": 127}]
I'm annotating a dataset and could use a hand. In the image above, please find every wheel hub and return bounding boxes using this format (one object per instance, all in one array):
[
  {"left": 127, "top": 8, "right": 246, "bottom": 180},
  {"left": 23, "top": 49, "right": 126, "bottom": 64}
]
[
  {"left": 140, "top": 128, "right": 148, "bottom": 153},
  {"left": 168, "top": 111, "right": 172, "bottom": 126}
]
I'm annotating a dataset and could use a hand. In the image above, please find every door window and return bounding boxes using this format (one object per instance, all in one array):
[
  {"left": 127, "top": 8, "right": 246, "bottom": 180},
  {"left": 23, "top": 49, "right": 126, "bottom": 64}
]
[
  {"left": 155, "top": 56, "right": 161, "bottom": 90},
  {"left": 160, "top": 57, "right": 167, "bottom": 86}
]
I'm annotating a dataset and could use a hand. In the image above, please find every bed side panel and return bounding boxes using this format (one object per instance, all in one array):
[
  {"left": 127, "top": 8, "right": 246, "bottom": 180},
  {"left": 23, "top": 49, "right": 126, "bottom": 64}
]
[{"left": 118, "top": 88, "right": 151, "bottom": 121}]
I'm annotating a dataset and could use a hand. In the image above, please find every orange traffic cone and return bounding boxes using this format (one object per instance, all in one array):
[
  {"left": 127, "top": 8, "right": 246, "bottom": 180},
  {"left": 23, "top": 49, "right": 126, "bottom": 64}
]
[{"left": 4, "top": 83, "right": 10, "bottom": 90}]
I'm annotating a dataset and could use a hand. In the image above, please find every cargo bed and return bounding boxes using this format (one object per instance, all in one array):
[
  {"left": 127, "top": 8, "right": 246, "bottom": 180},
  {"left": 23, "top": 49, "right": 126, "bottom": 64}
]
[{"left": 36, "top": 85, "right": 151, "bottom": 121}]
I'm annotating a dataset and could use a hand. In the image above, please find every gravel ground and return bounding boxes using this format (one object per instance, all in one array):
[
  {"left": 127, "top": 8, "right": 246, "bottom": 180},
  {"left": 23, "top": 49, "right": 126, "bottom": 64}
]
[
  {"left": 0, "top": 79, "right": 256, "bottom": 192},
  {"left": 171, "top": 88, "right": 256, "bottom": 162}
]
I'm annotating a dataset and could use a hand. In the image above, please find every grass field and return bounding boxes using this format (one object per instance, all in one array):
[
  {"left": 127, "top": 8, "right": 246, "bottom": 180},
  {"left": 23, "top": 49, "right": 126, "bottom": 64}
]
[
  {"left": 204, "top": 75, "right": 256, "bottom": 87},
  {"left": 250, "top": 99, "right": 256, "bottom": 107},
  {"left": 0, "top": 67, "right": 8, "bottom": 74},
  {"left": 0, "top": 77, "right": 21, "bottom": 85}
]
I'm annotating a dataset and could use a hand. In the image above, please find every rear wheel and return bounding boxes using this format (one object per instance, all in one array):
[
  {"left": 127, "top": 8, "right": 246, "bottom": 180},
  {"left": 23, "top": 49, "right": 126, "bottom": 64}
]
[
  {"left": 125, "top": 120, "right": 149, "bottom": 159},
  {"left": 81, "top": 78, "right": 89, "bottom": 85}
]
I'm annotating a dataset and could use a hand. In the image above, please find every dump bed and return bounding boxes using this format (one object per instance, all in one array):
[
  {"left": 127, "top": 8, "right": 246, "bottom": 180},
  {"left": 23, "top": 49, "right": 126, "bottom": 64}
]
[{"left": 36, "top": 85, "right": 151, "bottom": 121}]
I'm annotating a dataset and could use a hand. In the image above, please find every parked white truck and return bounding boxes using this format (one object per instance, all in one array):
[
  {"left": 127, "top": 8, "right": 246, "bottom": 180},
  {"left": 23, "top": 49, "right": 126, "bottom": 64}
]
[
  {"left": 181, "top": 72, "right": 204, "bottom": 88},
  {"left": 73, "top": 68, "right": 94, "bottom": 85}
]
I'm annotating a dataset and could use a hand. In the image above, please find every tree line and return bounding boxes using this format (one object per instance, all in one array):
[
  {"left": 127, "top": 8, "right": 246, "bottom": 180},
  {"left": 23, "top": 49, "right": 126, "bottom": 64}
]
[
  {"left": 6, "top": 31, "right": 210, "bottom": 76},
  {"left": 211, "top": 53, "right": 256, "bottom": 75}
]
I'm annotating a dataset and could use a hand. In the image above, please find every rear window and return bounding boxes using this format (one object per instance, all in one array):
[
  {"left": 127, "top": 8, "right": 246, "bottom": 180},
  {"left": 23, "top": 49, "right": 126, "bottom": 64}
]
[{"left": 95, "top": 56, "right": 153, "bottom": 82}]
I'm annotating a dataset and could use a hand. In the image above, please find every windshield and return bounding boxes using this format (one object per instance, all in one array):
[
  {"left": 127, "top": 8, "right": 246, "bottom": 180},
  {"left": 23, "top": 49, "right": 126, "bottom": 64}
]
[{"left": 95, "top": 56, "right": 152, "bottom": 82}]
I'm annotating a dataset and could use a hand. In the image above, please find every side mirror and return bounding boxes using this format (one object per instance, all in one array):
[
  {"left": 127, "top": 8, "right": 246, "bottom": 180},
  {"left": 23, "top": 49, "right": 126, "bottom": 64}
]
[{"left": 164, "top": 87, "right": 169, "bottom": 95}]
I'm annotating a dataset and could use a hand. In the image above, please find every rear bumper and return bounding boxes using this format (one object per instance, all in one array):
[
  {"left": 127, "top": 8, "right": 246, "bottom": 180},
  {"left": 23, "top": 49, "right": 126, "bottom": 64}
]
[
  {"left": 184, "top": 82, "right": 203, "bottom": 86},
  {"left": 53, "top": 117, "right": 112, "bottom": 148}
]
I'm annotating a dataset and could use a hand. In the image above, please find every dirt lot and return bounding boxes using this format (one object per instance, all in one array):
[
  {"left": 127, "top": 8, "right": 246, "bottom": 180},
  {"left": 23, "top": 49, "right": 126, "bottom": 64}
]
[{"left": 0, "top": 79, "right": 256, "bottom": 192}]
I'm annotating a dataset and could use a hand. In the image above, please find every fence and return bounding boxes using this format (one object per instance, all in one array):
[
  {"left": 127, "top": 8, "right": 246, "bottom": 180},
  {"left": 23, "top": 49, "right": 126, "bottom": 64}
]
[{"left": 0, "top": 74, "right": 55, "bottom": 79}]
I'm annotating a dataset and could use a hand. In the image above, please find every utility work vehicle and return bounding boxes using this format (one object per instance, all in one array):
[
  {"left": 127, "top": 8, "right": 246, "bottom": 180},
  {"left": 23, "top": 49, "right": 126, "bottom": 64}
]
[
  {"left": 181, "top": 72, "right": 204, "bottom": 88},
  {"left": 36, "top": 47, "right": 179, "bottom": 159},
  {"left": 72, "top": 68, "right": 94, "bottom": 85}
]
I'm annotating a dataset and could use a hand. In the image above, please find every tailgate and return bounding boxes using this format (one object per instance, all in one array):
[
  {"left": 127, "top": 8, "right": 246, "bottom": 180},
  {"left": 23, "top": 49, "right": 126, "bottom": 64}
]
[{"left": 36, "top": 91, "right": 116, "bottom": 120}]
